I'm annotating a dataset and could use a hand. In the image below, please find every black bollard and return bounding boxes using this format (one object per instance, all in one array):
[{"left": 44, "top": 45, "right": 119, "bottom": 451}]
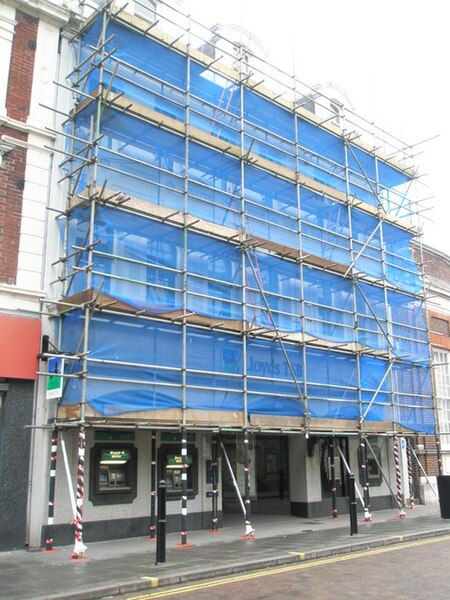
[
  {"left": 347, "top": 472, "right": 358, "bottom": 536},
  {"left": 155, "top": 480, "right": 167, "bottom": 565}
]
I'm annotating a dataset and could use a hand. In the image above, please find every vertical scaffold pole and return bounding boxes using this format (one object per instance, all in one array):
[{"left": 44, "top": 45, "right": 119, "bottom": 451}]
[
  {"left": 393, "top": 434, "right": 406, "bottom": 518},
  {"left": 329, "top": 438, "right": 338, "bottom": 519},
  {"left": 149, "top": 430, "right": 157, "bottom": 539},
  {"left": 178, "top": 429, "right": 192, "bottom": 547},
  {"left": 405, "top": 439, "right": 415, "bottom": 509},
  {"left": 44, "top": 427, "right": 59, "bottom": 551},
  {"left": 242, "top": 430, "right": 255, "bottom": 539},
  {"left": 359, "top": 437, "right": 372, "bottom": 522},
  {"left": 209, "top": 434, "right": 220, "bottom": 532},
  {"left": 71, "top": 427, "right": 87, "bottom": 559}
]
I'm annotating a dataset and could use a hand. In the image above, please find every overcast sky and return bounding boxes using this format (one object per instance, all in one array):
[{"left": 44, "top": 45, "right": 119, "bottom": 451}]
[{"left": 182, "top": 0, "right": 449, "bottom": 255}]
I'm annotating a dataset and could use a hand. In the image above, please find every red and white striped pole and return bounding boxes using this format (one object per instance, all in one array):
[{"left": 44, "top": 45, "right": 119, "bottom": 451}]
[
  {"left": 177, "top": 429, "right": 192, "bottom": 547},
  {"left": 71, "top": 427, "right": 87, "bottom": 559},
  {"left": 359, "top": 437, "right": 372, "bottom": 522},
  {"left": 406, "top": 439, "right": 415, "bottom": 509},
  {"left": 44, "top": 427, "right": 59, "bottom": 551},
  {"left": 329, "top": 438, "right": 338, "bottom": 519},
  {"left": 393, "top": 434, "right": 406, "bottom": 518},
  {"left": 149, "top": 431, "right": 157, "bottom": 539},
  {"left": 242, "top": 430, "right": 255, "bottom": 539},
  {"left": 209, "top": 434, "right": 220, "bottom": 532}
]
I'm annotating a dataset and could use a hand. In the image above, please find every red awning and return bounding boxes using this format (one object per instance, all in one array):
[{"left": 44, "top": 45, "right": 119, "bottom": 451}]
[{"left": 0, "top": 314, "right": 41, "bottom": 379}]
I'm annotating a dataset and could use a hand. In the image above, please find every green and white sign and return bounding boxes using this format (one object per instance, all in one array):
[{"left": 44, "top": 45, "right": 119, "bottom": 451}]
[{"left": 46, "top": 357, "right": 64, "bottom": 400}]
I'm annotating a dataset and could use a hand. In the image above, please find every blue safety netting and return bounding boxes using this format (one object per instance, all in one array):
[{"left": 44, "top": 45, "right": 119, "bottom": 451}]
[
  {"left": 355, "top": 282, "right": 388, "bottom": 351},
  {"left": 383, "top": 223, "right": 422, "bottom": 294},
  {"left": 300, "top": 188, "right": 351, "bottom": 265},
  {"left": 60, "top": 15, "right": 434, "bottom": 433},
  {"left": 65, "top": 205, "right": 428, "bottom": 360},
  {"left": 74, "top": 15, "right": 415, "bottom": 221},
  {"left": 59, "top": 310, "right": 433, "bottom": 431},
  {"left": 70, "top": 101, "right": 422, "bottom": 297}
]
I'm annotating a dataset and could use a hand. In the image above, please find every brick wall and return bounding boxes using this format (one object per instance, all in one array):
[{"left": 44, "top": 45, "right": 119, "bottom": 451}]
[
  {"left": 412, "top": 435, "right": 440, "bottom": 477},
  {"left": 418, "top": 245, "right": 450, "bottom": 285},
  {"left": 5, "top": 10, "right": 38, "bottom": 122},
  {"left": 1, "top": 9, "right": 39, "bottom": 285},
  {"left": 0, "top": 126, "right": 28, "bottom": 284}
]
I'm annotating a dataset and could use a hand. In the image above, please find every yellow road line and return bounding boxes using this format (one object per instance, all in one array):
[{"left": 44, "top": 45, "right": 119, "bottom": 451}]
[{"left": 128, "top": 535, "right": 450, "bottom": 600}]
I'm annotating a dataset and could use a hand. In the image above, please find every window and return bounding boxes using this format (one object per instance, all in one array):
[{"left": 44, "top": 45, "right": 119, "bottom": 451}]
[
  {"left": 89, "top": 444, "right": 138, "bottom": 505},
  {"left": 434, "top": 349, "right": 450, "bottom": 448},
  {"left": 134, "top": 0, "right": 157, "bottom": 23}
]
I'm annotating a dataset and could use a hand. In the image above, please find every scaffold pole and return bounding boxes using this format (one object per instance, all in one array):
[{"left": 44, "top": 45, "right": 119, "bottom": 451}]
[
  {"left": 149, "top": 430, "right": 157, "bottom": 539},
  {"left": 71, "top": 427, "right": 87, "bottom": 559},
  {"left": 43, "top": 427, "right": 59, "bottom": 551}
]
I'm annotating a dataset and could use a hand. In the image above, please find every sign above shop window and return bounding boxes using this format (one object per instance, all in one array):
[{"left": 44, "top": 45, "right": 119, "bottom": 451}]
[
  {"left": 100, "top": 449, "right": 131, "bottom": 464},
  {"left": 166, "top": 454, "right": 192, "bottom": 468}
]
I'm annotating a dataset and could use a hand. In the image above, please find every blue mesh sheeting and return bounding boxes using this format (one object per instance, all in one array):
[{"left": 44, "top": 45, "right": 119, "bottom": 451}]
[
  {"left": 187, "top": 232, "right": 242, "bottom": 319},
  {"left": 244, "top": 164, "right": 299, "bottom": 249},
  {"left": 191, "top": 62, "right": 240, "bottom": 145},
  {"left": 60, "top": 311, "right": 183, "bottom": 415},
  {"left": 247, "top": 337, "right": 304, "bottom": 416},
  {"left": 60, "top": 311, "right": 434, "bottom": 431},
  {"left": 66, "top": 206, "right": 426, "bottom": 362},
  {"left": 186, "top": 329, "right": 244, "bottom": 411},
  {"left": 347, "top": 144, "right": 378, "bottom": 207},
  {"left": 297, "top": 118, "right": 346, "bottom": 194},
  {"left": 351, "top": 209, "right": 383, "bottom": 278},
  {"left": 245, "top": 250, "right": 302, "bottom": 333},
  {"left": 303, "top": 267, "right": 354, "bottom": 342},
  {"left": 189, "top": 141, "right": 241, "bottom": 228},
  {"left": 70, "top": 102, "right": 422, "bottom": 302},
  {"left": 383, "top": 223, "right": 422, "bottom": 294},
  {"left": 300, "top": 188, "right": 350, "bottom": 265},
  {"left": 306, "top": 348, "right": 359, "bottom": 420},
  {"left": 393, "top": 363, "right": 435, "bottom": 433},
  {"left": 388, "top": 290, "right": 429, "bottom": 362},
  {"left": 76, "top": 16, "right": 415, "bottom": 221},
  {"left": 355, "top": 282, "right": 388, "bottom": 350},
  {"left": 360, "top": 355, "right": 393, "bottom": 422},
  {"left": 62, "top": 16, "right": 434, "bottom": 433}
]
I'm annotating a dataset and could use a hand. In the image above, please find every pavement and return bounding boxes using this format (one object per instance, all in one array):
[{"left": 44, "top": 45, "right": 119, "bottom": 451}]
[{"left": 1, "top": 503, "right": 450, "bottom": 600}]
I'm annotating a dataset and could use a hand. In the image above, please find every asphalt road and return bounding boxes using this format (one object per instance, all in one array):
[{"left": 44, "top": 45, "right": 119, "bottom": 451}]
[{"left": 120, "top": 536, "right": 450, "bottom": 600}]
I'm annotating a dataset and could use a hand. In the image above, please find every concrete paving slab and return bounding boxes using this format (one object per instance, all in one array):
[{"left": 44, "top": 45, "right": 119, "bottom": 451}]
[{"left": 1, "top": 505, "right": 449, "bottom": 600}]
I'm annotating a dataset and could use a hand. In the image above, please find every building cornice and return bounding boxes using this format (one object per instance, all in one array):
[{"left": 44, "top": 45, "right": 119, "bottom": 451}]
[
  {"left": 0, "top": 283, "right": 45, "bottom": 300},
  {"left": 9, "top": 0, "right": 81, "bottom": 27},
  {"left": 0, "top": 114, "right": 56, "bottom": 141}
]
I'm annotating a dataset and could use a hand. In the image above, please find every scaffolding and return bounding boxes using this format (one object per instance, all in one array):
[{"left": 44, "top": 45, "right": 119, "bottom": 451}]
[{"left": 42, "top": 0, "right": 435, "bottom": 442}]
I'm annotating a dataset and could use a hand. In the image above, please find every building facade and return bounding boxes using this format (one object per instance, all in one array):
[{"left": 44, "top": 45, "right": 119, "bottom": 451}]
[
  {"left": 0, "top": 0, "right": 78, "bottom": 550},
  {"left": 1, "top": 0, "right": 439, "bottom": 551},
  {"left": 422, "top": 245, "right": 450, "bottom": 477}
]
